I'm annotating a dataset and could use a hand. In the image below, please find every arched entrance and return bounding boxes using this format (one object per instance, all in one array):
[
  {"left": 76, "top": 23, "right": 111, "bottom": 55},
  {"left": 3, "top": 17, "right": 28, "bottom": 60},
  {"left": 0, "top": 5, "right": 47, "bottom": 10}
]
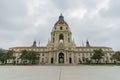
[
  {"left": 58, "top": 53, "right": 64, "bottom": 63},
  {"left": 69, "top": 57, "right": 72, "bottom": 63},
  {"left": 51, "top": 58, "right": 53, "bottom": 64}
]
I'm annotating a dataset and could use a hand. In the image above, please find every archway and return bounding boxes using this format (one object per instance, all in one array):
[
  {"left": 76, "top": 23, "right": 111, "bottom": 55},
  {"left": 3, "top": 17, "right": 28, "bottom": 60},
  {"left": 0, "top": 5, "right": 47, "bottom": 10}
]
[
  {"left": 51, "top": 58, "right": 53, "bottom": 64},
  {"left": 58, "top": 53, "right": 64, "bottom": 63},
  {"left": 69, "top": 58, "right": 72, "bottom": 63},
  {"left": 59, "top": 34, "right": 64, "bottom": 41}
]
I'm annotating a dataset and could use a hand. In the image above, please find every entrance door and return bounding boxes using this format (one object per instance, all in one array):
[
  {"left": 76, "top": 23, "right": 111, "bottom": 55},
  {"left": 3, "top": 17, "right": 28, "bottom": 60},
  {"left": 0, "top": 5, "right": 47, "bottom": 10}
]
[
  {"left": 51, "top": 58, "right": 53, "bottom": 64},
  {"left": 59, "top": 53, "right": 64, "bottom": 63},
  {"left": 69, "top": 58, "right": 72, "bottom": 63}
]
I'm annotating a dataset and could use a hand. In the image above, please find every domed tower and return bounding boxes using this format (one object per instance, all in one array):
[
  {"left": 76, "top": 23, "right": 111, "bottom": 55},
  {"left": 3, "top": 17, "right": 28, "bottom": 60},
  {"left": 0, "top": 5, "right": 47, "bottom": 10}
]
[
  {"left": 47, "top": 14, "right": 76, "bottom": 48},
  {"left": 32, "top": 40, "right": 37, "bottom": 47}
]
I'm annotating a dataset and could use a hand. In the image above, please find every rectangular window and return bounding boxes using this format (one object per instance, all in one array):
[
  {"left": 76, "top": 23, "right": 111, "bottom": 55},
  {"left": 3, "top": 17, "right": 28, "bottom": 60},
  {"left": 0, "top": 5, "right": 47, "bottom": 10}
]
[{"left": 42, "top": 58, "right": 44, "bottom": 62}]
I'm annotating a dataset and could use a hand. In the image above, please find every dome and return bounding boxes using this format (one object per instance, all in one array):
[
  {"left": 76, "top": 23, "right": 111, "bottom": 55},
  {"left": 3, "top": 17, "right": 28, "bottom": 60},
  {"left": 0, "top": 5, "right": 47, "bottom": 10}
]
[
  {"left": 52, "top": 14, "right": 71, "bottom": 32},
  {"left": 54, "top": 14, "right": 68, "bottom": 26}
]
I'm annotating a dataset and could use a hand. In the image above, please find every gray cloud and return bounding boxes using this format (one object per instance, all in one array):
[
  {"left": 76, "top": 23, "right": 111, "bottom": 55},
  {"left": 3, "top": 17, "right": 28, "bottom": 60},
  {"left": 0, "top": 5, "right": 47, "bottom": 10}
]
[
  {"left": 100, "top": 0, "right": 120, "bottom": 18},
  {"left": 0, "top": 0, "right": 120, "bottom": 51}
]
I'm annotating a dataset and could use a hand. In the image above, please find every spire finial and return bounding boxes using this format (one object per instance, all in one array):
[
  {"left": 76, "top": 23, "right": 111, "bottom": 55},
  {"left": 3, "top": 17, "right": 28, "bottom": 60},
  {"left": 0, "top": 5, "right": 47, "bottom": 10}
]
[
  {"left": 59, "top": 13, "right": 64, "bottom": 20},
  {"left": 60, "top": 13, "right": 63, "bottom": 16}
]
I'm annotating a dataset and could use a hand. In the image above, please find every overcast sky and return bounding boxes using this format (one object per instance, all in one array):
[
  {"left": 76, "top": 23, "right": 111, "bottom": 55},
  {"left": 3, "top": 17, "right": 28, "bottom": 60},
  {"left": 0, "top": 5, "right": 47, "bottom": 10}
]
[{"left": 0, "top": 0, "right": 120, "bottom": 51}]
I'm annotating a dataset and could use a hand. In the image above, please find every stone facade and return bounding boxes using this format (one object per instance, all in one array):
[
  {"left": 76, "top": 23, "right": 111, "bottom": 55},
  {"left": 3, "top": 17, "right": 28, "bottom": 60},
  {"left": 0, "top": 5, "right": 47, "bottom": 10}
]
[{"left": 9, "top": 14, "right": 114, "bottom": 64}]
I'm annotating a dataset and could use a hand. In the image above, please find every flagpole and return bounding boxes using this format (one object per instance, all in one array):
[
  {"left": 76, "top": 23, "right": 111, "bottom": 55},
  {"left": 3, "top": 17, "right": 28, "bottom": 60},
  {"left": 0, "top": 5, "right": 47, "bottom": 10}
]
[
  {"left": 82, "top": 40, "right": 84, "bottom": 46},
  {"left": 39, "top": 40, "right": 40, "bottom": 47}
]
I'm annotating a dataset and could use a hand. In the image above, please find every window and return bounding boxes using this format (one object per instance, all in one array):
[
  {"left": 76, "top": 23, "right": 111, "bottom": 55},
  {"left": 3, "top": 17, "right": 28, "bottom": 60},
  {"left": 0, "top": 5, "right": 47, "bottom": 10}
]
[
  {"left": 53, "top": 38, "right": 55, "bottom": 43},
  {"left": 69, "top": 53, "right": 71, "bottom": 56},
  {"left": 60, "top": 26, "right": 63, "bottom": 30},
  {"left": 66, "top": 27, "right": 68, "bottom": 29},
  {"left": 68, "top": 38, "right": 70, "bottom": 42},
  {"left": 59, "top": 34, "right": 64, "bottom": 40},
  {"left": 42, "top": 58, "right": 44, "bottom": 62},
  {"left": 87, "top": 49, "right": 89, "bottom": 51}
]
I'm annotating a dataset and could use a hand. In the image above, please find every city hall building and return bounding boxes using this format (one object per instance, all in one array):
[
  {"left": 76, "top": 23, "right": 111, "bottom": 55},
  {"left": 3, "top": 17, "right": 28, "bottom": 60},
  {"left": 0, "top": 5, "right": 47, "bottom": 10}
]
[{"left": 10, "top": 14, "right": 114, "bottom": 64}]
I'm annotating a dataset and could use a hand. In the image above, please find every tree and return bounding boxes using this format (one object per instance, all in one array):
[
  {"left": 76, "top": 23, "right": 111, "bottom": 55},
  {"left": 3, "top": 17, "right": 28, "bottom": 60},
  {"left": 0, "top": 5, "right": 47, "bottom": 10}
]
[
  {"left": 20, "top": 50, "right": 39, "bottom": 64},
  {"left": 6, "top": 50, "right": 14, "bottom": 59},
  {"left": 20, "top": 50, "right": 28, "bottom": 64},
  {"left": 91, "top": 49, "right": 104, "bottom": 64},
  {"left": 27, "top": 51, "right": 39, "bottom": 64},
  {"left": 112, "top": 51, "right": 120, "bottom": 63},
  {"left": 0, "top": 49, "right": 14, "bottom": 64},
  {"left": 7, "top": 50, "right": 15, "bottom": 64},
  {"left": 112, "top": 54, "right": 117, "bottom": 63},
  {"left": 85, "top": 58, "right": 92, "bottom": 64},
  {"left": 0, "top": 49, "right": 5, "bottom": 64}
]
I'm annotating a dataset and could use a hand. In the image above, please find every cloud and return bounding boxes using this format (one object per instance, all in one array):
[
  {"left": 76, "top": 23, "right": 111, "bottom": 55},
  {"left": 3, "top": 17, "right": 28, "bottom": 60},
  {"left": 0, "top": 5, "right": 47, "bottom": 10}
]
[
  {"left": 100, "top": 0, "right": 120, "bottom": 18},
  {"left": 0, "top": 0, "right": 120, "bottom": 51}
]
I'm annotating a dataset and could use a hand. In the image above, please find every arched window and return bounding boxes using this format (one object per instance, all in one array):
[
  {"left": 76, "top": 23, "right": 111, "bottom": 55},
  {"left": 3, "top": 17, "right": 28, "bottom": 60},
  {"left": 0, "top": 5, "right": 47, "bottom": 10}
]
[
  {"left": 59, "top": 34, "right": 64, "bottom": 40},
  {"left": 53, "top": 37, "right": 55, "bottom": 43},
  {"left": 66, "top": 27, "right": 68, "bottom": 30},
  {"left": 68, "top": 38, "right": 70, "bottom": 42},
  {"left": 60, "top": 26, "right": 63, "bottom": 30}
]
